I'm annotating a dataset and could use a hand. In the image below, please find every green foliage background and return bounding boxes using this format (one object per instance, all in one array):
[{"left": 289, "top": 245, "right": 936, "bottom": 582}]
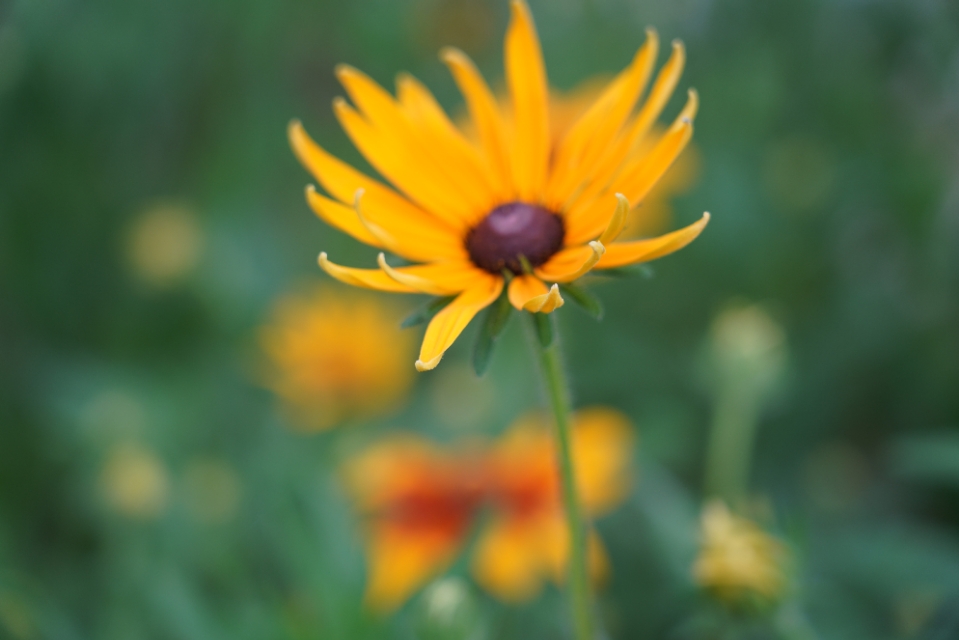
[{"left": 2, "top": 0, "right": 959, "bottom": 638}]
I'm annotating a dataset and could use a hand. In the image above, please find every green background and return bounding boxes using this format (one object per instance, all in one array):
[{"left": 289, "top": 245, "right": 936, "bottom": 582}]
[{"left": 2, "top": 0, "right": 959, "bottom": 637}]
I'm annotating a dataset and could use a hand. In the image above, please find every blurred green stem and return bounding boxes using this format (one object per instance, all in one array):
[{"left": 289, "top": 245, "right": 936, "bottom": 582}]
[
  {"left": 704, "top": 388, "right": 761, "bottom": 503},
  {"left": 527, "top": 313, "right": 593, "bottom": 640}
]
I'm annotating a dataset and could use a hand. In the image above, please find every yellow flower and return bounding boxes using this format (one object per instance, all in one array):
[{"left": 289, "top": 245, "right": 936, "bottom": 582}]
[
  {"left": 693, "top": 500, "right": 789, "bottom": 604},
  {"left": 259, "top": 287, "right": 415, "bottom": 431},
  {"left": 339, "top": 407, "right": 634, "bottom": 611},
  {"left": 290, "top": 0, "right": 710, "bottom": 371},
  {"left": 99, "top": 443, "right": 170, "bottom": 519}
]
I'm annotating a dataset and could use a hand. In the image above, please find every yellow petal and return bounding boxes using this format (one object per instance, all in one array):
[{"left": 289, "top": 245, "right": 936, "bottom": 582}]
[
  {"left": 505, "top": 0, "right": 549, "bottom": 201},
  {"left": 396, "top": 73, "right": 504, "bottom": 213},
  {"left": 564, "top": 89, "right": 698, "bottom": 246},
  {"left": 305, "top": 186, "right": 382, "bottom": 247},
  {"left": 507, "top": 275, "right": 549, "bottom": 310},
  {"left": 615, "top": 117, "right": 694, "bottom": 206},
  {"left": 318, "top": 252, "right": 416, "bottom": 293},
  {"left": 559, "top": 42, "right": 687, "bottom": 217},
  {"left": 595, "top": 212, "right": 710, "bottom": 269},
  {"left": 337, "top": 66, "right": 492, "bottom": 225},
  {"left": 598, "top": 193, "right": 630, "bottom": 245},
  {"left": 546, "top": 30, "right": 659, "bottom": 206},
  {"left": 333, "top": 97, "right": 473, "bottom": 231},
  {"left": 622, "top": 39, "right": 687, "bottom": 149},
  {"left": 536, "top": 284, "right": 566, "bottom": 313},
  {"left": 534, "top": 241, "right": 605, "bottom": 283},
  {"left": 352, "top": 189, "right": 467, "bottom": 263},
  {"left": 377, "top": 253, "right": 485, "bottom": 296},
  {"left": 290, "top": 120, "right": 463, "bottom": 260},
  {"left": 441, "top": 48, "right": 513, "bottom": 196},
  {"left": 416, "top": 275, "right": 504, "bottom": 371}
]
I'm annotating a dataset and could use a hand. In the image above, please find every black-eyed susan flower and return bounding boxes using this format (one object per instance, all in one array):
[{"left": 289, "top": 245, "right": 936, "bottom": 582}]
[
  {"left": 338, "top": 407, "right": 634, "bottom": 611},
  {"left": 259, "top": 287, "right": 415, "bottom": 431},
  {"left": 290, "top": 0, "right": 709, "bottom": 371}
]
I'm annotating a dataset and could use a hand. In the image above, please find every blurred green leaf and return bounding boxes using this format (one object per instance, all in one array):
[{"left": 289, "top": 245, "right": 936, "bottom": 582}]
[
  {"left": 559, "top": 282, "right": 603, "bottom": 320},
  {"left": 472, "top": 289, "right": 513, "bottom": 376}
]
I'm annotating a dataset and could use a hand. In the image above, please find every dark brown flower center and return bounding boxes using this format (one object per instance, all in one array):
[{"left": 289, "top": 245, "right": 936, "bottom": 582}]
[{"left": 466, "top": 202, "right": 564, "bottom": 274}]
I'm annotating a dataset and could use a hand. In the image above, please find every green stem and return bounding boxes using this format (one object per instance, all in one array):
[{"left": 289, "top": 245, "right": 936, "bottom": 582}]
[
  {"left": 704, "top": 388, "right": 761, "bottom": 504},
  {"left": 527, "top": 314, "right": 593, "bottom": 640}
]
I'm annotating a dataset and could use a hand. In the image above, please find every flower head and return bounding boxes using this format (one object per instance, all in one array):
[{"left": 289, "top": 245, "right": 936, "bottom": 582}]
[
  {"left": 290, "top": 0, "right": 710, "bottom": 371},
  {"left": 259, "top": 287, "right": 415, "bottom": 431},
  {"left": 339, "top": 407, "right": 634, "bottom": 611},
  {"left": 693, "top": 500, "right": 789, "bottom": 605}
]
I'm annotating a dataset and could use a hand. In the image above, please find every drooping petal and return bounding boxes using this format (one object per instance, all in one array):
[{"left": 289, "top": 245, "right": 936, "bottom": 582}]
[
  {"left": 377, "top": 253, "right": 488, "bottom": 296},
  {"left": 534, "top": 241, "right": 605, "bottom": 283},
  {"left": 319, "top": 252, "right": 417, "bottom": 293},
  {"left": 504, "top": 0, "right": 550, "bottom": 201},
  {"left": 305, "top": 186, "right": 383, "bottom": 247},
  {"left": 290, "top": 121, "right": 463, "bottom": 260},
  {"left": 508, "top": 277, "right": 563, "bottom": 313},
  {"left": 416, "top": 275, "right": 504, "bottom": 371},
  {"left": 441, "top": 48, "right": 513, "bottom": 197},
  {"left": 545, "top": 30, "right": 659, "bottom": 206},
  {"left": 595, "top": 212, "right": 710, "bottom": 269},
  {"left": 507, "top": 275, "right": 549, "bottom": 310}
]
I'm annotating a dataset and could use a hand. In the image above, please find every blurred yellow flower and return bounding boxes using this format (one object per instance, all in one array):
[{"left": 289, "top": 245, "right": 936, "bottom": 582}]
[
  {"left": 125, "top": 202, "right": 203, "bottom": 287},
  {"left": 340, "top": 407, "right": 635, "bottom": 611},
  {"left": 693, "top": 500, "right": 789, "bottom": 604},
  {"left": 259, "top": 287, "right": 415, "bottom": 431},
  {"left": 290, "top": 0, "right": 709, "bottom": 371},
  {"left": 99, "top": 443, "right": 170, "bottom": 519}
]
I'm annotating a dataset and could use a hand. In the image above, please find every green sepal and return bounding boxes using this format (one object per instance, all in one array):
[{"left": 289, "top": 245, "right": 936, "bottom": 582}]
[
  {"left": 560, "top": 282, "right": 603, "bottom": 320},
  {"left": 472, "top": 289, "right": 514, "bottom": 376},
  {"left": 533, "top": 311, "right": 554, "bottom": 348},
  {"left": 401, "top": 295, "right": 456, "bottom": 329},
  {"left": 594, "top": 264, "right": 655, "bottom": 279}
]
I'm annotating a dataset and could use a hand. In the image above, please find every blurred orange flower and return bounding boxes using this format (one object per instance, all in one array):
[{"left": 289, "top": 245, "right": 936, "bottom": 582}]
[
  {"left": 259, "top": 288, "right": 415, "bottom": 431},
  {"left": 341, "top": 436, "right": 486, "bottom": 611},
  {"left": 340, "top": 407, "right": 635, "bottom": 611}
]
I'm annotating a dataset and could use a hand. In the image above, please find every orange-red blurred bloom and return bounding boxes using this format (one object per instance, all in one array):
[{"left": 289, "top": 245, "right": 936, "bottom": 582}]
[{"left": 340, "top": 407, "right": 635, "bottom": 611}]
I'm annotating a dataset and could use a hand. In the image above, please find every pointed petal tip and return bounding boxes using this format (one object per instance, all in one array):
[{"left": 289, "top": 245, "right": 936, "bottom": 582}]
[
  {"left": 415, "top": 355, "right": 442, "bottom": 372},
  {"left": 334, "top": 63, "right": 358, "bottom": 80}
]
